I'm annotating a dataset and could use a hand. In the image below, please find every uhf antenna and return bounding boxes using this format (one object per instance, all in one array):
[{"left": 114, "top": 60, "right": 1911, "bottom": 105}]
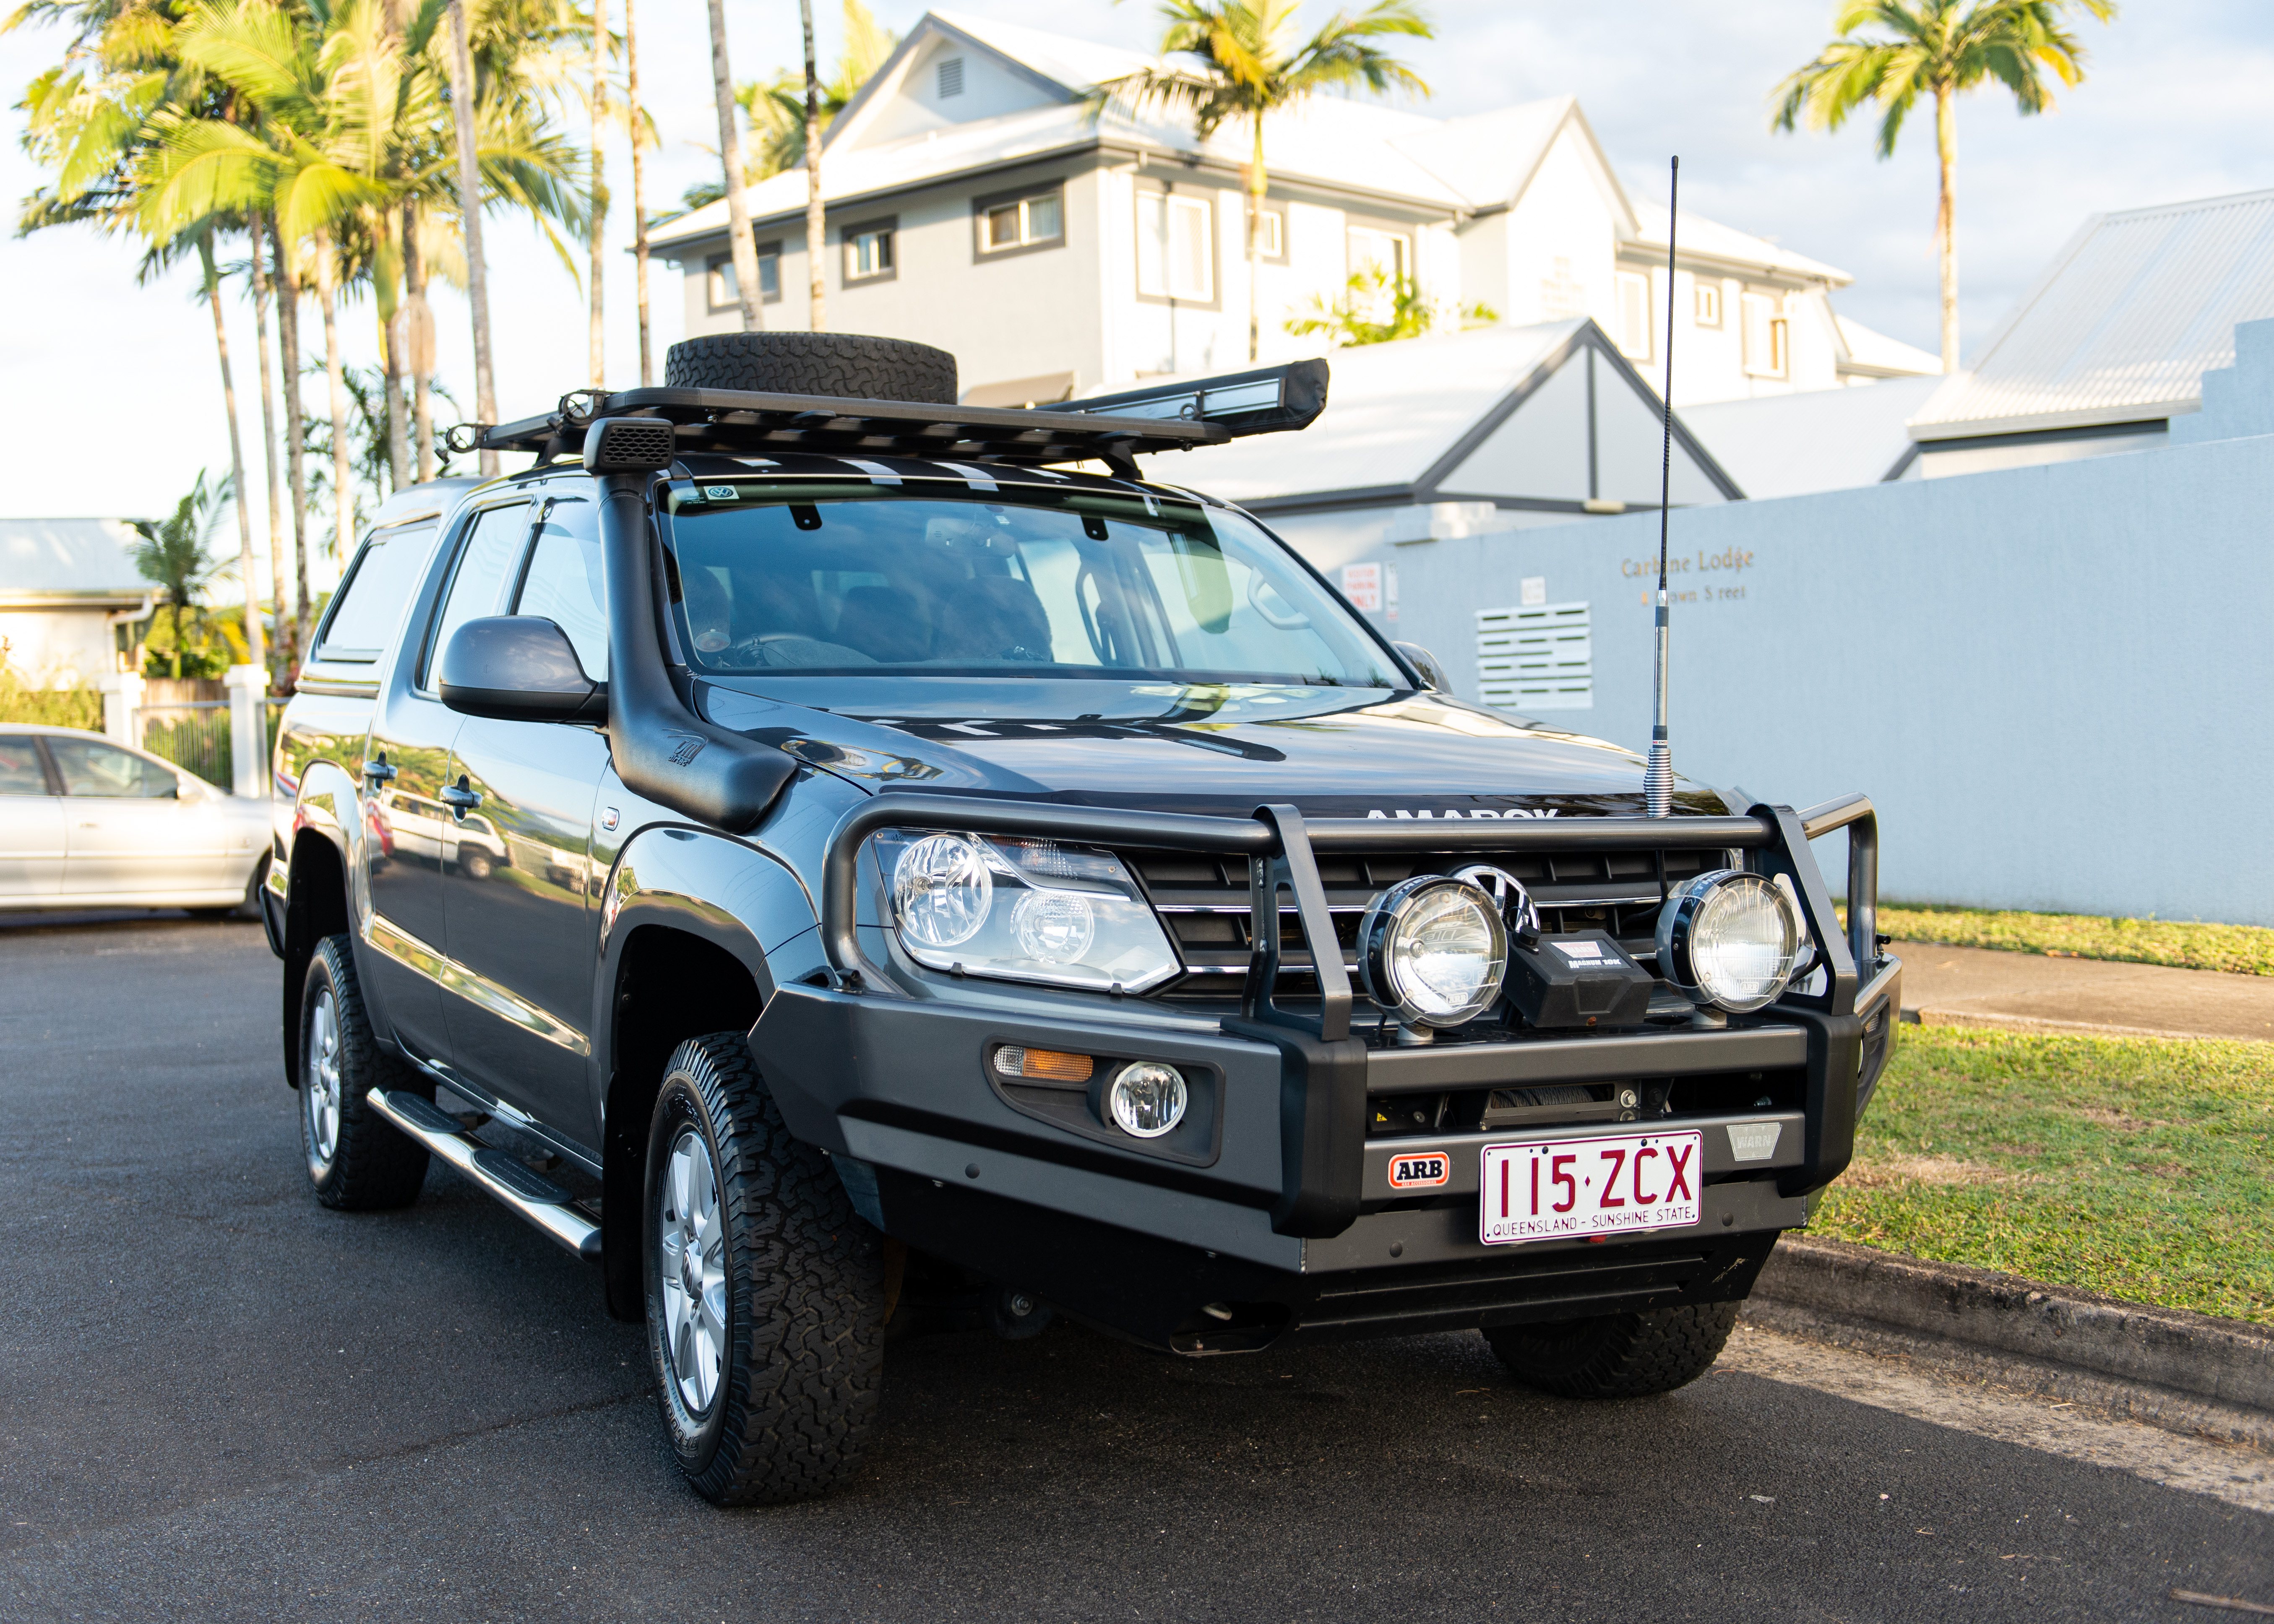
[{"left": 1645, "top": 156, "right": 1679, "bottom": 819}]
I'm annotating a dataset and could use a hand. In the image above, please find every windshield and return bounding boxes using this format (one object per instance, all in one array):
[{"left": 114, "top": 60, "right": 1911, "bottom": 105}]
[{"left": 660, "top": 480, "right": 1402, "bottom": 688}]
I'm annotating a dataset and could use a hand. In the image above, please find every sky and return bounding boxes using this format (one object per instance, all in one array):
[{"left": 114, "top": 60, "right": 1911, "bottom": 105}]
[{"left": 3, "top": 0, "right": 2267, "bottom": 606}]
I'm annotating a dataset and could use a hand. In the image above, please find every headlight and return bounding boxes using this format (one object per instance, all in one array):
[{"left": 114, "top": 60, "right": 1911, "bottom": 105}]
[
  {"left": 875, "top": 830, "right": 1180, "bottom": 994},
  {"left": 1655, "top": 869, "right": 1806, "bottom": 1012},
  {"left": 1356, "top": 875, "right": 1508, "bottom": 1030}
]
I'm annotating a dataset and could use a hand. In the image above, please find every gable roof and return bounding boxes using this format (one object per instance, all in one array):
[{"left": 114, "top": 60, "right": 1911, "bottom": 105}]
[
  {"left": 651, "top": 9, "right": 1849, "bottom": 291},
  {"left": 1161, "top": 321, "right": 1741, "bottom": 514},
  {"left": 1908, "top": 187, "right": 2274, "bottom": 441}
]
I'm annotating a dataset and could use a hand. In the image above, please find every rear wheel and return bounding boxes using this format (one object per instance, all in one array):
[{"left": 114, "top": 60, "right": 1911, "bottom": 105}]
[
  {"left": 1482, "top": 1301, "right": 1740, "bottom": 1399},
  {"left": 299, "top": 934, "right": 430, "bottom": 1210},
  {"left": 644, "top": 1032, "right": 885, "bottom": 1504}
]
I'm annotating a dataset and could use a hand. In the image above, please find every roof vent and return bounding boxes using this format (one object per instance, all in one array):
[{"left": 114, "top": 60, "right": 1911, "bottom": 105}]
[{"left": 937, "top": 56, "right": 964, "bottom": 98}]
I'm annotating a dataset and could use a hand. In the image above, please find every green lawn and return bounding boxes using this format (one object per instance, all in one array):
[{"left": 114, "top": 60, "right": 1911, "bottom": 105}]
[
  {"left": 1810, "top": 1025, "right": 2274, "bottom": 1324},
  {"left": 1877, "top": 903, "right": 2274, "bottom": 977}
]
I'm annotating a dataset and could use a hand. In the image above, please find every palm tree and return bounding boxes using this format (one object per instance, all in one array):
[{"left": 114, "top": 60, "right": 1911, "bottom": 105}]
[
  {"left": 443, "top": 0, "right": 498, "bottom": 468},
  {"left": 798, "top": 0, "right": 823, "bottom": 331},
  {"left": 1772, "top": 0, "right": 2117, "bottom": 374},
  {"left": 586, "top": 0, "right": 608, "bottom": 384},
  {"left": 702, "top": 0, "right": 762, "bottom": 331},
  {"left": 1097, "top": 0, "right": 1431, "bottom": 364},
  {"left": 132, "top": 471, "right": 237, "bottom": 681},
  {"left": 623, "top": 0, "right": 651, "bottom": 381}
]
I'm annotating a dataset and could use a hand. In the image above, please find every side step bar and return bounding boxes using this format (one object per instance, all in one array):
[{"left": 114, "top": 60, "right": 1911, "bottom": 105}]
[{"left": 369, "top": 1087, "right": 602, "bottom": 1262}]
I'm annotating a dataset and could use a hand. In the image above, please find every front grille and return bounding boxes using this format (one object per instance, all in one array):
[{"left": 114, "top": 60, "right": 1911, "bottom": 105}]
[{"left": 1122, "top": 843, "right": 1726, "bottom": 995}]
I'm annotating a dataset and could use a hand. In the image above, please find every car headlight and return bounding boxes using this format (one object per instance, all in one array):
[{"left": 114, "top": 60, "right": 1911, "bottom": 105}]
[
  {"left": 1356, "top": 875, "right": 1508, "bottom": 1030},
  {"left": 875, "top": 830, "right": 1180, "bottom": 994},
  {"left": 1655, "top": 869, "right": 1806, "bottom": 1012}
]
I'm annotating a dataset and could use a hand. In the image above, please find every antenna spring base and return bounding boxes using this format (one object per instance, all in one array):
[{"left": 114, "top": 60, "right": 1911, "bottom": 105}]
[{"left": 1644, "top": 742, "right": 1674, "bottom": 819}]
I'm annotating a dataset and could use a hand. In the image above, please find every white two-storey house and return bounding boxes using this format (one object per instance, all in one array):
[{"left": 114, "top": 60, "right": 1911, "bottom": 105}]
[{"left": 648, "top": 9, "right": 1934, "bottom": 409}]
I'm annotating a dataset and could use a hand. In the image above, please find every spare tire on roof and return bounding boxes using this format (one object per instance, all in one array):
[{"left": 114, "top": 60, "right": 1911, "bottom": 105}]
[{"left": 663, "top": 332, "right": 958, "bottom": 405}]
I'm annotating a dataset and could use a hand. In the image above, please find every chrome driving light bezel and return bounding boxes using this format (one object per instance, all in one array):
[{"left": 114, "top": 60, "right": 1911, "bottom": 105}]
[
  {"left": 1355, "top": 874, "right": 1510, "bottom": 1031},
  {"left": 1654, "top": 868, "right": 1807, "bottom": 1013}
]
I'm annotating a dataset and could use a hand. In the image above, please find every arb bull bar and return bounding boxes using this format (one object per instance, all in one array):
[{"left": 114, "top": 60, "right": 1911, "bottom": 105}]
[{"left": 813, "top": 792, "right": 1894, "bottom": 1243}]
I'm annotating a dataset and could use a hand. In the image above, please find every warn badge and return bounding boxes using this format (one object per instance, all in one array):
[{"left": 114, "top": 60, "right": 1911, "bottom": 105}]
[{"left": 1387, "top": 1150, "right": 1451, "bottom": 1190}]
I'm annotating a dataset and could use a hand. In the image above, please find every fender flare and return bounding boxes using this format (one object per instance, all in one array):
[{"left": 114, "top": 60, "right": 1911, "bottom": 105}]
[
  {"left": 589, "top": 822, "right": 820, "bottom": 1098},
  {"left": 278, "top": 758, "right": 365, "bottom": 1086}
]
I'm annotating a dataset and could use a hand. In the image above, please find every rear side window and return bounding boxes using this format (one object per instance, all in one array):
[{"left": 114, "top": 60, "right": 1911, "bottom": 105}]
[
  {"left": 0, "top": 736, "right": 52, "bottom": 794},
  {"left": 315, "top": 522, "right": 438, "bottom": 662},
  {"left": 422, "top": 503, "right": 533, "bottom": 687},
  {"left": 512, "top": 501, "right": 608, "bottom": 679},
  {"left": 47, "top": 738, "right": 179, "bottom": 798}
]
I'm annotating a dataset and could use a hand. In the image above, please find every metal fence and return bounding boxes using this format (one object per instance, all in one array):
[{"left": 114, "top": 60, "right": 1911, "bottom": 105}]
[{"left": 137, "top": 702, "right": 232, "bottom": 789}]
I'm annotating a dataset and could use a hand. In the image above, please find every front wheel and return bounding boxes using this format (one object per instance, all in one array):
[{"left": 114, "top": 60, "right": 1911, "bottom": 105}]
[
  {"left": 1483, "top": 1301, "right": 1740, "bottom": 1399},
  {"left": 644, "top": 1032, "right": 885, "bottom": 1505}
]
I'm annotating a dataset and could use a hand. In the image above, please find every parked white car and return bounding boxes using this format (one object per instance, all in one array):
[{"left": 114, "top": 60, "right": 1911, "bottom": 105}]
[{"left": 0, "top": 724, "right": 271, "bottom": 915}]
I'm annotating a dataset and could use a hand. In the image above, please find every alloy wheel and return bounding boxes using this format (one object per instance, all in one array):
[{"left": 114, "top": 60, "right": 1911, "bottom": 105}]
[
  {"left": 304, "top": 989, "right": 341, "bottom": 1173},
  {"left": 657, "top": 1127, "right": 727, "bottom": 1415}
]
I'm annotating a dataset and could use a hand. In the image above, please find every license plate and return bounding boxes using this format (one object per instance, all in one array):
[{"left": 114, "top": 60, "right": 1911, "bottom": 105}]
[{"left": 1479, "top": 1130, "right": 1703, "bottom": 1246}]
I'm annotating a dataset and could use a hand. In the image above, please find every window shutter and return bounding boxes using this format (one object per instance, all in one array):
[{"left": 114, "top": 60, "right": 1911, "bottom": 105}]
[{"left": 1476, "top": 601, "right": 1593, "bottom": 711}]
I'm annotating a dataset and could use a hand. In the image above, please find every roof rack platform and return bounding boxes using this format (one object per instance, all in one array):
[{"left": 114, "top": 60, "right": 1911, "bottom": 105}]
[{"left": 453, "top": 359, "right": 1328, "bottom": 479}]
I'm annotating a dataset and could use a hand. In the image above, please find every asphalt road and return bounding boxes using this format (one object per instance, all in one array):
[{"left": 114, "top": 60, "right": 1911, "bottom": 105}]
[{"left": 2, "top": 916, "right": 2267, "bottom": 1623}]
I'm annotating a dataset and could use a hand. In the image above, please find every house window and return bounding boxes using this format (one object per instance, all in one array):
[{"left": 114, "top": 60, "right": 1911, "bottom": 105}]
[
  {"left": 1693, "top": 280, "right": 1722, "bottom": 327},
  {"left": 1742, "top": 290, "right": 1788, "bottom": 377},
  {"left": 936, "top": 56, "right": 963, "bottom": 98},
  {"left": 1615, "top": 271, "right": 1652, "bottom": 361},
  {"left": 1347, "top": 224, "right": 1408, "bottom": 282},
  {"left": 1137, "top": 189, "right": 1214, "bottom": 303},
  {"left": 844, "top": 220, "right": 895, "bottom": 284},
  {"left": 707, "top": 244, "right": 780, "bottom": 310},
  {"left": 1249, "top": 203, "right": 1284, "bottom": 261},
  {"left": 978, "top": 187, "right": 1064, "bottom": 255},
  {"left": 1476, "top": 601, "right": 1592, "bottom": 713}
]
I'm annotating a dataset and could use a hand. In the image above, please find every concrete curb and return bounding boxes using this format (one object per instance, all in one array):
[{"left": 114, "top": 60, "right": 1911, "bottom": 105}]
[
  {"left": 1744, "top": 1237, "right": 2274, "bottom": 1453},
  {"left": 1901, "top": 1005, "right": 2227, "bottom": 1042}
]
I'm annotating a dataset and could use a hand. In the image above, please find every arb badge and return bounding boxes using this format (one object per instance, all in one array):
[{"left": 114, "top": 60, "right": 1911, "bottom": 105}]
[{"left": 1388, "top": 1150, "right": 1451, "bottom": 1190}]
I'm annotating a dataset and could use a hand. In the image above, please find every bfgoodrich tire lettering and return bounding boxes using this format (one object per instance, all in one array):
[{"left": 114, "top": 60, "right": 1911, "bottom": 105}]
[
  {"left": 299, "top": 933, "right": 431, "bottom": 1210},
  {"left": 1483, "top": 1301, "right": 1740, "bottom": 1399},
  {"left": 643, "top": 1031, "right": 885, "bottom": 1504}
]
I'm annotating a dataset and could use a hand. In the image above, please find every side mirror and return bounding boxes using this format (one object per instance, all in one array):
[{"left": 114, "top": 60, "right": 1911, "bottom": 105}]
[
  {"left": 1393, "top": 641, "right": 1451, "bottom": 693},
  {"left": 439, "top": 616, "right": 607, "bottom": 724}
]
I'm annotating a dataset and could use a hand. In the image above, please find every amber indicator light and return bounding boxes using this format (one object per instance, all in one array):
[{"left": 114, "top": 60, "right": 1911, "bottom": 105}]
[{"left": 994, "top": 1045, "right": 1094, "bottom": 1083}]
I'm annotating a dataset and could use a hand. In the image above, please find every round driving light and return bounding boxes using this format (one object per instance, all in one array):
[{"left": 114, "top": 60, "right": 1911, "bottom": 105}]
[
  {"left": 1655, "top": 869, "right": 1806, "bottom": 1012},
  {"left": 1356, "top": 876, "right": 1508, "bottom": 1030},
  {"left": 1011, "top": 888, "right": 1095, "bottom": 962},
  {"left": 891, "top": 832, "right": 991, "bottom": 949},
  {"left": 1107, "top": 1061, "right": 1187, "bottom": 1138}
]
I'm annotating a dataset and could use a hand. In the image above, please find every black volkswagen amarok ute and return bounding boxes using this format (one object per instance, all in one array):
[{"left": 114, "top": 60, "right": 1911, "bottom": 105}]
[{"left": 263, "top": 333, "right": 1899, "bottom": 1505}]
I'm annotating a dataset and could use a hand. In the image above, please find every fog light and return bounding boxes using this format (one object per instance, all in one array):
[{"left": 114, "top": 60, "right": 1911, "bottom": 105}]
[
  {"left": 1107, "top": 1061, "right": 1187, "bottom": 1138},
  {"left": 1656, "top": 869, "right": 1806, "bottom": 1012}
]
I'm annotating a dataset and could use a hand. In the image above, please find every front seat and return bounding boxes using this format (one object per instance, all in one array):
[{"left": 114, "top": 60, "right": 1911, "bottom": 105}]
[
  {"left": 935, "top": 576, "right": 1055, "bottom": 664},
  {"left": 831, "top": 585, "right": 930, "bottom": 664}
]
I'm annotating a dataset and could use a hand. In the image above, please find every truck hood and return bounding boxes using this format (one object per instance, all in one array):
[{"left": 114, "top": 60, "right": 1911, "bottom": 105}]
[{"left": 697, "top": 677, "right": 1733, "bottom": 820}]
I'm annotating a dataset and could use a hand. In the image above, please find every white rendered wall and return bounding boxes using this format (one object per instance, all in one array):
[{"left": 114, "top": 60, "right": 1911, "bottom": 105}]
[
  {"left": 0, "top": 608, "right": 116, "bottom": 688},
  {"left": 1295, "top": 411, "right": 2274, "bottom": 924}
]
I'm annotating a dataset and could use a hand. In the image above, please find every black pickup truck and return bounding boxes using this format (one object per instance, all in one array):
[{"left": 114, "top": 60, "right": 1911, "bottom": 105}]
[{"left": 263, "top": 332, "right": 1899, "bottom": 1506}]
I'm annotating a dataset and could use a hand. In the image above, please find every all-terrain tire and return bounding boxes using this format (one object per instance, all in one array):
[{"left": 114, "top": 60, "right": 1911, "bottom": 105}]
[
  {"left": 644, "top": 1032, "right": 886, "bottom": 1505},
  {"left": 299, "top": 934, "right": 430, "bottom": 1210},
  {"left": 1482, "top": 1300, "right": 1741, "bottom": 1399},
  {"left": 664, "top": 332, "right": 958, "bottom": 404}
]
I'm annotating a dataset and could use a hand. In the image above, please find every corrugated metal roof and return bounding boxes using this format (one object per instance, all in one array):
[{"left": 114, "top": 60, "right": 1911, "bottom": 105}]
[
  {"left": 1911, "top": 187, "right": 2274, "bottom": 439},
  {"left": 0, "top": 518, "right": 147, "bottom": 598}
]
